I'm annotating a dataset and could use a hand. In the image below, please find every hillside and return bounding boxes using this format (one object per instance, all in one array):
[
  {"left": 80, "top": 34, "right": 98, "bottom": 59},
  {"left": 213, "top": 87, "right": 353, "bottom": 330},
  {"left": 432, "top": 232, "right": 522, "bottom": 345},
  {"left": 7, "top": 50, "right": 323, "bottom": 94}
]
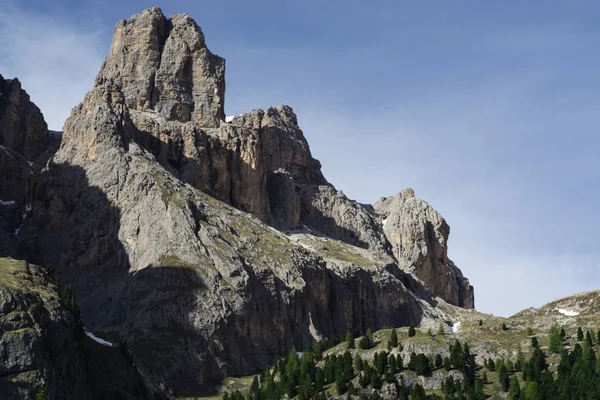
[{"left": 206, "top": 290, "right": 600, "bottom": 399}]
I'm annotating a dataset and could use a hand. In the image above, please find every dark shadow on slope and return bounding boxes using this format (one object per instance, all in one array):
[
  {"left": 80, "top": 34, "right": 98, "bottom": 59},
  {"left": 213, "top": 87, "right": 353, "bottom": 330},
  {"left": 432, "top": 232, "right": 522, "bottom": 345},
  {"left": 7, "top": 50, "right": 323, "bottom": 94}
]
[{"left": 31, "top": 162, "right": 161, "bottom": 400}]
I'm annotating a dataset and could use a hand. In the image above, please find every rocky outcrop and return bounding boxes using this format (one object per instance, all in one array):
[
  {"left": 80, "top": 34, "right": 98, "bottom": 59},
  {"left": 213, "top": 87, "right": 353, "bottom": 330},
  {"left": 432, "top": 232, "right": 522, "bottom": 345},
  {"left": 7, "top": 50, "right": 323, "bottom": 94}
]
[
  {"left": 0, "top": 258, "right": 90, "bottom": 399},
  {"left": 34, "top": 74, "right": 428, "bottom": 392},
  {"left": 28, "top": 7, "right": 446, "bottom": 395},
  {"left": 96, "top": 7, "right": 225, "bottom": 127},
  {"left": 0, "top": 75, "right": 57, "bottom": 260},
  {"left": 0, "top": 6, "right": 475, "bottom": 397},
  {"left": 374, "top": 189, "right": 474, "bottom": 308},
  {"left": 0, "top": 74, "right": 49, "bottom": 161}
]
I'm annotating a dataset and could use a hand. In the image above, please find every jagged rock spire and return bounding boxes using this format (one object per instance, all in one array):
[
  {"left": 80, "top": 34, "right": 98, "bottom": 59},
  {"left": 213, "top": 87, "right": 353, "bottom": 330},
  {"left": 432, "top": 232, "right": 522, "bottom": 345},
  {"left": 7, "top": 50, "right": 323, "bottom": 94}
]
[{"left": 96, "top": 7, "right": 225, "bottom": 127}]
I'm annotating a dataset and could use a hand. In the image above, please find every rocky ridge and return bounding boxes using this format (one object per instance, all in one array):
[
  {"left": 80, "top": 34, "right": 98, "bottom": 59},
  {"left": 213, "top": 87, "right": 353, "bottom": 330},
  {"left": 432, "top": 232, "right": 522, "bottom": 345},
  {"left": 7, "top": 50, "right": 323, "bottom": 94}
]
[{"left": 1, "top": 6, "right": 477, "bottom": 397}]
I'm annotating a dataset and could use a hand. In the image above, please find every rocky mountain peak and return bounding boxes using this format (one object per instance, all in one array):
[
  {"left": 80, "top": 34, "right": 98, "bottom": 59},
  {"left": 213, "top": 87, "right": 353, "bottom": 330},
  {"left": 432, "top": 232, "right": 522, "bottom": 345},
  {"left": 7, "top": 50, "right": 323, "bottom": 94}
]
[
  {"left": 96, "top": 6, "right": 225, "bottom": 127},
  {"left": 374, "top": 190, "right": 474, "bottom": 308}
]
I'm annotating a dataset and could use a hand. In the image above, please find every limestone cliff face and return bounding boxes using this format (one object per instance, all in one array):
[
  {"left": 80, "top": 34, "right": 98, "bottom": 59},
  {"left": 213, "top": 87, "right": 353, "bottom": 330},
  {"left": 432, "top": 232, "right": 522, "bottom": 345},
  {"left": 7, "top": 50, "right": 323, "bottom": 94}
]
[
  {"left": 0, "top": 75, "right": 56, "bottom": 259},
  {"left": 0, "top": 6, "right": 475, "bottom": 396},
  {"left": 30, "top": 9, "right": 432, "bottom": 394},
  {"left": 374, "top": 189, "right": 474, "bottom": 308},
  {"left": 96, "top": 7, "right": 225, "bottom": 128},
  {"left": 0, "top": 74, "right": 49, "bottom": 161}
]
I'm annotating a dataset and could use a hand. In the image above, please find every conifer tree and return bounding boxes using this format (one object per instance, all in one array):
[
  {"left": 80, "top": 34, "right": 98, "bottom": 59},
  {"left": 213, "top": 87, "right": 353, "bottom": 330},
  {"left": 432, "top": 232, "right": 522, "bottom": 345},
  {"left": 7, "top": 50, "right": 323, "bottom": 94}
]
[
  {"left": 388, "top": 354, "right": 397, "bottom": 374},
  {"left": 585, "top": 330, "right": 593, "bottom": 346},
  {"left": 366, "top": 328, "right": 373, "bottom": 344},
  {"left": 408, "top": 325, "right": 416, "bottom": 337},
  {"left": 354, "top": 355, "right": 364, "bottom": 372},
  {"left": 389, "top": 328, "right": 398, "bottom": 347},
  {"left": 508, "top": 375, "right": 520, "bottom": 400},
  {"left": 443, "top": 356, "right": 451, "bottom": 371},
  {"left": 531, "top": 336, "right": 538, "bottom": 348},
  {"left": 577, "top": 327, "right": 584, "bottom": 341},
  {"left": 498, "top": 364, "right": 509, "bottom": 392},
  {"left": 345, "top": 330, "right": 355, "bottom": 349},
  {"left": 548, "top": 325, "right": 563, "bottom": 353}
]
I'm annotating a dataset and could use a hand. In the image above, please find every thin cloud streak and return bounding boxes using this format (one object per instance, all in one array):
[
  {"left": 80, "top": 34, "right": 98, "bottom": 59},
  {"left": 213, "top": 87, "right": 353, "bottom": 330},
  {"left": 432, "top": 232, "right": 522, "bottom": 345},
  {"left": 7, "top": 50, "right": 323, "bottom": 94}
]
[{"left": 0, "top": 3, "right": 106, "bottom": 130}]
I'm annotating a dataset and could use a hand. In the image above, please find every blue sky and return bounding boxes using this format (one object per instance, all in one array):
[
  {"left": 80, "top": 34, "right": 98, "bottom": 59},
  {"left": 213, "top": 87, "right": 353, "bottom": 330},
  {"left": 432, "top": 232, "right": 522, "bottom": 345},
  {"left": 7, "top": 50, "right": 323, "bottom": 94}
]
[{"left": 1, "top": 0, "right": 599, "bottom": 316}]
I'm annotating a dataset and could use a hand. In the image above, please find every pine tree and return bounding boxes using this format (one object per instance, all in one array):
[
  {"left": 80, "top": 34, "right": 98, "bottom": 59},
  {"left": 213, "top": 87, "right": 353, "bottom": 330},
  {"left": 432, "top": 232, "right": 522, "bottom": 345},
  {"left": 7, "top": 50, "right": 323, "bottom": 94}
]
[
  {"left": 479, "top": 319, "right": 483, "bottom": 326},
  {"left": 443, "top": 357, "right": 451, "bottom": 371},
  {"left": 354, "top": 355, "right": 364, "bottom": 372},
  {"left": 502, "top": 322, "right": 508, "bottom": 330},
  {"left": 388, "top": 354, "right": 397, "bottom": 374},
  {"left": 408, "top": 325, "right": 416, "bottom": 337},
  {"left": 411, "top": 384, "right": 426, "bottom": 400},
  {"left": 345, "top": 331, "right": 355, "bottom": 349},
  {"left": 366, "top": 328, "right": 373, "bottom": 344},
  {"left": 560, "top": 327, "right": 566, "bottom": 338},
  {"left": 531, "top": 336, "right": 539, "bottom": 348},
  {"left": 585, "top": 330, "right": 594, "bottom": 346},
  {"left": 427, "top": 328, "right": 433, "bottom": 336},
  {"left": 498, "top": 364, "right": 509, "bottom": 392},
  {"left": 408, "top": 352, "right": 417, "bottom": 371},
  {"left": 524, "top": 381, "right": 540, "bottom": 400},
  {"left": 438, "top": 325, "right": 445, "bottom": 335},
  {"left": 435, "top": 354, "right": 443, "bottom": 368},
  {"left": 358, "top": 335, "right": 370, "bottom": 349},
  {"left": 577, "top": 327, "right": 584, "bottom": 341},
  {"left": 548, "top": 325, "right": 564, "bottom": 353},
  {"left": 389, "top": 328, "right": 398, "bottom": 347},
  {"left": 508, "top": 375, "right": 520, "bottom": 400}
]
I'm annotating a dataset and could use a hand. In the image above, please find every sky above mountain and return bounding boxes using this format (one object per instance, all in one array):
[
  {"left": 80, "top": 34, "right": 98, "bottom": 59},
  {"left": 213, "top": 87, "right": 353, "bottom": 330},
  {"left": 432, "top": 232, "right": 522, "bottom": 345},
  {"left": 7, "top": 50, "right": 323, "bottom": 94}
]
[{"left": 1, "top": 0, "right": 599, "bottom": 316}]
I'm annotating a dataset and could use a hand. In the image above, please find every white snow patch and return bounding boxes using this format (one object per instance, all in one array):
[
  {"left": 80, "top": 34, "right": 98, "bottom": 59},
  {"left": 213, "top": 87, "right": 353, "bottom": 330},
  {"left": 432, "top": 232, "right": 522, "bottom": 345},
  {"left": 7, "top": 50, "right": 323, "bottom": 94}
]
[
  {"left": 451, "top": 321, "right": 461, "bottom": 333},
  {"left": 225, "top": 114, "right": 243, "bottom": 123},
  {"left": 0, "top": 200, "right": 16, "bottom": 206},
  {"left": 84, "top": 328, "right": 113, "bottom": 346},
  {"left": 302, "top": 224, "right": 313, "bottom": 233},
  {"left": 27, "top": 161, "right": 34, "bottom": 167},
  {"left": 556, "top": 308, "right": 579, "bottom": 316},
  {"left": 14, "top": 228, "right": 20, "bottom": 235},
  {"left": 382, "top": 218, "right": 388, "bottom": 228}
]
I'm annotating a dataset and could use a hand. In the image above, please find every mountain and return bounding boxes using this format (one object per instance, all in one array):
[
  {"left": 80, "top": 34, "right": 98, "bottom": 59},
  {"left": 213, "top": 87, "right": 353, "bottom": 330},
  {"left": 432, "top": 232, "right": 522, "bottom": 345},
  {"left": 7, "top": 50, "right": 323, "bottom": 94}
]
[{"left": 2, "top": 6, "right": 593, "bottom": 400}]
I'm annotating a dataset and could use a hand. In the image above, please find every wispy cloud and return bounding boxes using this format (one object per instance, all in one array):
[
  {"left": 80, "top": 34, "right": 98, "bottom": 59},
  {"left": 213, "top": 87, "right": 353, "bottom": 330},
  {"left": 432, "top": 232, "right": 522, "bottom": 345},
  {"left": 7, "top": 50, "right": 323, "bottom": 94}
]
[{"left": 0, "top": 2, "right": 107, "bottom": 130}]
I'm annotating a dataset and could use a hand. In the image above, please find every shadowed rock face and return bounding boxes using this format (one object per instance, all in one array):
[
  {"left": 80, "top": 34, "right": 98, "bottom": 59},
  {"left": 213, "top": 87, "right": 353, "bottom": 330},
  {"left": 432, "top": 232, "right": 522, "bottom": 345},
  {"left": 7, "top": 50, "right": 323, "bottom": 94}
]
[
  {"left": 0, "top": 74, "right": 49, "bottom": 161},
  {"left": 0, "top": 259, "right": 90, "bottom": 400},
  {"left": 1, "top": 6, "right": 475, "bottom": 396}
]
